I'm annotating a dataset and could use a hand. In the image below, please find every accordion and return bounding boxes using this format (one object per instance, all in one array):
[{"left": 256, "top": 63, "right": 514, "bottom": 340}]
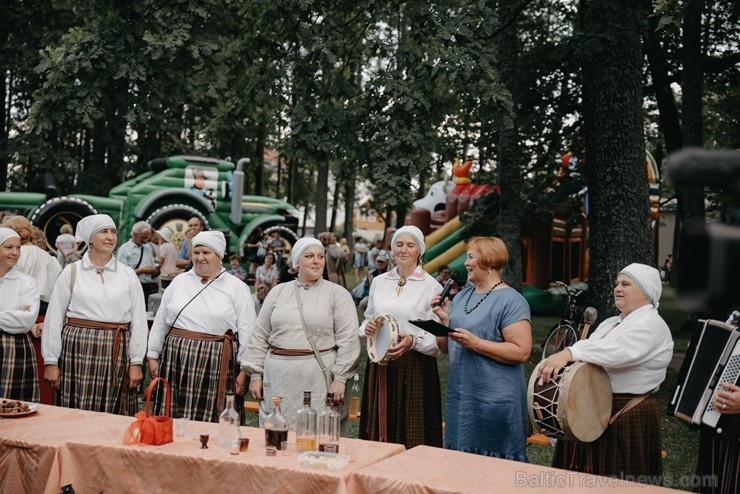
[{"left": 668, "top": 319, "right": 740, "bottom": 434}]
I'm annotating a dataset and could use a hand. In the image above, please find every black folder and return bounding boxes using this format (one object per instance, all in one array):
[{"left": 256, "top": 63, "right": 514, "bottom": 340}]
[{"left": 409, "top": 319, "right": 457, "bottom": 337}]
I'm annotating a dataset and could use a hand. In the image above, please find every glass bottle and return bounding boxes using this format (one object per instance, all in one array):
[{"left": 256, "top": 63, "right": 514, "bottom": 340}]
[
  {"left": 296, "top": 391, "right": 318, "bottom": 453},
  {"left": 318, "top": 392, "right": 340, "bottom": 453},
  {"left": 348, "top": 374, "right": 361, "bottom": 418},
  {"left": 217, "top": 392, "right": 241, "bottom": 453},
  {"left": 264, "top": 396, "right": 288, "bottom": 449}
]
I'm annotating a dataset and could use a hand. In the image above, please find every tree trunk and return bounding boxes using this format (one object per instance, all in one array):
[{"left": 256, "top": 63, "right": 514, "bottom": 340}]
[
  {"left": 0, "top": 73, "right": 9, "bottom": 192},
  {"left": 315, "top": 161, "right": 329, "bottom": 234},
  {"left": 254, "top": 123, "right": 266, "bottom": 196},
  {"left": 581, "top": 0, "right": 654, "bottom": 321},
  {"left": 330, "top": 177, "right": 339, "bottom": 232},
  {"left": 497, "top": 0, "right": 524, "bottom": 291},
  {"left": 343, "top": 164, "right": 356, "bottom": 245}
]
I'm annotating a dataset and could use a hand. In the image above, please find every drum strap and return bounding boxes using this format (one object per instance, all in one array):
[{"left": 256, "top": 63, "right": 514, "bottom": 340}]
[{"left": 608, "top": 393, "right": 650, "bottom": 426}]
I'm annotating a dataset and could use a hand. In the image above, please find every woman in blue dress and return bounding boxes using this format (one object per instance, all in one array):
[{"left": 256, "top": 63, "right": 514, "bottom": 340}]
[{"left": 433, "top": 236, "right": 531, "bottom": 461}]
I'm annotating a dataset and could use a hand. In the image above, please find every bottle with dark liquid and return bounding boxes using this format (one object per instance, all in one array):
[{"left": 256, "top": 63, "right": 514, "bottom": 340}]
[
  {"left": 296, "top": 391, "right": 318, "bottom": 452},
  {"left": 264, "top": 396, "right": 288, "bottom": 449},
  {"left": 318, "top": 392, "right": 340, "bottom": 453}
]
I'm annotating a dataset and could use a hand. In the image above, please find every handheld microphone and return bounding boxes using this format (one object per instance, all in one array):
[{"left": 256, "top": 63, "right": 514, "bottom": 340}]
[
  {"left": 434, "top": 271, "right": 460, "bottom": 307},
  {"left": 580, "top": 307, "right": 598, "bottom": 340}
]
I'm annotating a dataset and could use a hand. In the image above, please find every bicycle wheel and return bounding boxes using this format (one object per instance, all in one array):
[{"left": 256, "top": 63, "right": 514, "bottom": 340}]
[{"left": 541, "top": 322, "right": 579, "bottom": 360}]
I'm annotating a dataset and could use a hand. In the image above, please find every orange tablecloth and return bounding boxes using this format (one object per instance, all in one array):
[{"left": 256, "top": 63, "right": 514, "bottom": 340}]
[
  {"left": 0, "top": 404, "right": 405, "bottom": 494},
  {"left": 347, "top": 445, "right": 687, "bottom": 494}
]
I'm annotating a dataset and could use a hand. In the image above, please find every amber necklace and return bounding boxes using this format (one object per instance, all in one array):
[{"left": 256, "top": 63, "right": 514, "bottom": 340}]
[
  {"left": 395, "top": 271, "right": 410, "bottom": 296},
  {"left": 464, "top": 281, "right": 503, "bottom": 314}
]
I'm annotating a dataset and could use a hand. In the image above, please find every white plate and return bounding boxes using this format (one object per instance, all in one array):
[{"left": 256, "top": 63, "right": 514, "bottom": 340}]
[
  {"left": 298, "top": 451, "right": 350, "bottom": 471},
  {"left": 0, "top": 401, "right": 40, "bottom": 418}
]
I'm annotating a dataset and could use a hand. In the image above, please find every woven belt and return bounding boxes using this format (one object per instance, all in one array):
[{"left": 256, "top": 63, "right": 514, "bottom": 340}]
[
  {"left": 269, "top": 346, "right": 336, "bottom": 357},
  {"left": 169, "top": 327, "right": 235, "bottom": 410}
]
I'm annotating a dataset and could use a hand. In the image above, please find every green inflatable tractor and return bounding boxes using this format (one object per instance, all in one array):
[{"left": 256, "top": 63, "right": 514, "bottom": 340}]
[{"left": 0, "top": 156, "right": 300, "bottom": 256}]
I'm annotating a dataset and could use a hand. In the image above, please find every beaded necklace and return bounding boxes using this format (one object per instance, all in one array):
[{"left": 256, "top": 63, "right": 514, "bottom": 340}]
[{"left": 463, "top": 281, "right": 503, "bottom": 314}]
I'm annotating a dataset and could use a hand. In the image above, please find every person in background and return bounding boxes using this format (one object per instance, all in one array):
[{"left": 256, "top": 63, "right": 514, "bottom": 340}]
[
  {"left": 43, "top": 214, "right": 147, "bottom": 415},
  {"left": 367, "top": 239, "right": 382, "bottom": 273},
  {"left": 268, "top": 231, "right": 286, "bottom": 268},
  {"left": 255, "top": 252, "right": 280, "bottom": 294},
  {"left": 1, "top": 215, "right": 62, "bottom": 405},
  {"left": 0, "top": 228, "right": 41, "bottom": 402},
  {"left": 539, "top": 263, "right": 673, "bottom": 484},
  {"left": 339, "top": 238, "right": 352, "bottom": 273},
  {"left": 252, "top": 285, "right": 267, "bottom": 316},
  {"left": 176, "top": 216, "right": 205, "bottom": 269},
  {"left": 662, "top": 254, "right": 673, "bottom": 284},
  {"left": 55, "top": 224, "right": 80, "bottom": 267},
  {"left": 227, "top": 254, "right": 248, "bottom": 282},
  {"left": 353, "top": 237, "right": 368, "bottom": 278},
  {"left": 433, "top": 237, "right": 531, "bottom": 461},
  {"left": 147, "top": 231, "right": 256, "bottom": 423},
  {"left": 245, "top": 228, "right": 263, "bottom": 276},
  {"left": 241, "top": 237, "right": 360, "bottom": 431},
  {"left": 358, "top": 251, "right": 390, "bottom": 312},
  {"left": 117, "top": 221, "right": 160, "bottom": 307},
  {"left": 325, "top": 233, "right": 347, "bottom": 288},
  {"left": 359, "top": 226, "right": 443, "bottom": 448},
  {"left": 435, "top": 264, "right": 459, "bottom": 300},
  {"left": 156, "top": 227, "right": 179, "bottom": 281}
]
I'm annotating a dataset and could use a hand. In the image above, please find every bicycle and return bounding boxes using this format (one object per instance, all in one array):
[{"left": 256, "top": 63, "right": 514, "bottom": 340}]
[{"left": 540, "top": 281, "right": 586, "bottom": 360}]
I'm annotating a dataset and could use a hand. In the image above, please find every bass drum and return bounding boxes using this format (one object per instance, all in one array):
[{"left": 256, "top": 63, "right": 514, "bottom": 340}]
[
  {"left": 145, "top": 204, "right": 209, "bottom": 253},
  {"left": 30, "top": 197, "right": 97, "bottom": 253}
]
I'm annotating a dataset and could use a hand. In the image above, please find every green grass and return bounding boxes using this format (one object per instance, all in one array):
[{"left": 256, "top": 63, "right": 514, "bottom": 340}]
[{"left": 244, "top": 275, "right": 698, "bottom": 491}]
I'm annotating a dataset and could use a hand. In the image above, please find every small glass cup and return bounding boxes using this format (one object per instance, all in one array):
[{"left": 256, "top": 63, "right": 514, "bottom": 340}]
[
  {"left": 175, "top": 418, "right": 191, "bottom": 439},
  {"left": 323, "top": 443, "right": 337, "bottom": 454},
  {"left": 280, "top": 440, "right": 291, "bottom": 456},
  {"left": 239, "top": 437, "right": 250, "bottom": 452}
]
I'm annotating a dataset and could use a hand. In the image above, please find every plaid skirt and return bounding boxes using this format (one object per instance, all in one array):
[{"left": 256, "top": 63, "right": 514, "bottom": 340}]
[
  {"left": 359, "top": 352, "right": 443, "bottom": 448},
  {"left": 57, "top": 323, "right": 137, "bottom": 415},
  {"left": 552, "top": 395, "right": 663, "bottom": 484},
  {"left": 153, "top": 332, "right": 242, "bottom": 423},
  {"left": 0, "top": 331, "right": 39, "bottom": 402},
  {"left": 695, "top": 425, "right": 739, "bottom": 493}
]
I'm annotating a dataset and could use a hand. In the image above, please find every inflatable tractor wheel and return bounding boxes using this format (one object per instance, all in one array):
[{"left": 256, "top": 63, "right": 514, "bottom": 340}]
[
  {"left": 145, "top": 204, "right": 209, "bottom": 253},
  {"left": 261, "top": 224, "right": 299, "bottom": 263},
  {"left": 30, "top": 197, "right": 98, "bottom": 253}
]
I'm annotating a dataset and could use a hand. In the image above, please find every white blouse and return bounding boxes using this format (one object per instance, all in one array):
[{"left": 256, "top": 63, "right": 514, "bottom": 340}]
[
  {"left": 42, "top": 254, "right": 148, "bottom": 365},
  {"left": 569, "top": 304, "right": 674, "bottom": 394},
  {"left": 359, "top": 265, "right": 442, "bottom": 357},
  {"left": 0, "top": 267, "right": 40, "bottom": 334},
  {"left": 147, "top": 270, "right": 256, "bottom": 363}
]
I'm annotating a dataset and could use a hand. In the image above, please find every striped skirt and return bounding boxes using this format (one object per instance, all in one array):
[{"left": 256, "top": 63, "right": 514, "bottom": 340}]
[
  {"left": 695, "top": 425, "right": 738, "bottom": 493},
  {"left": 153, "top": 331, "right": 242, "bottom": 423},
  {"left": 0, "top": 331, "right": 39, "bottom": 402},
  {"left": 359, "top": 352, "right": 443, "bottom": 448},
  {"left": 57, "top": 323, "right": 137, "bottom": 415},
  {"left": 552, "top": 395, "right": 663, "bottom": 484}
]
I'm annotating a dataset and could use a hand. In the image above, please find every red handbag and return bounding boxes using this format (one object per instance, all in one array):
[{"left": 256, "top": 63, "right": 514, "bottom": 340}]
[{"left": 124, "top": 377, "right": 174, "bottom": 446}]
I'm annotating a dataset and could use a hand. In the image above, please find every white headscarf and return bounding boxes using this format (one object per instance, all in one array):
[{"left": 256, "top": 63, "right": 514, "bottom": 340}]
[
  {"left": 391, "top": 225, "right": 426, "bottom": 255},
  {"left": 0, "top": 227, "right": 20, "bottom": 246},
  {"left": 292, "top": 237, "right": 323, "bottom": 267},
  {"left": 620, "top": 263, "right": 662, "bottom": 309},
  {"left": 75, "top": 214, "right": 116, "bottom": 245},
  {"left": 192, "top": 231, "right": 226, "bottom": 258}
]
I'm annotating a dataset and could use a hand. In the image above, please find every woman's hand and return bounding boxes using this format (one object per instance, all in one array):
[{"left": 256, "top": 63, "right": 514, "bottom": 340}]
[
  {"left": 44, "top": 365, "right": 61, "bottom": 390},
  {"left": 537, "top": 349, "right": 573, "bottom": 384},
  {"left": 147, "top": 358, "right": 159, "bottom": 379},
  {"left": 365, "top": 318, "right": 381, "bottom": 337},
  {"left": 328, "top": 380, "right": 347, "bottom": 404},
  {"left": 448, "top": 328, "right": 482, "bottom": 351},
  {"left": 715, "top": 383, "right": 740, "bottom": 415},
  {"left": 431, "top": 298, "right": 450, "bottom": 326},
  {"left": 31, "top": 323, "right": 43, "bottom": 339},
  {"left": 387, "top": 333, "right": 414, "bottom": 360},
  {"left": 235, "top": 369, "right": 248, "bottom": 396},
  {"left": 128, "top": 365, "right": 143, "bottom": 388},
  {"left": 249, "top": 378, "right": 263, "bottom": 401}
]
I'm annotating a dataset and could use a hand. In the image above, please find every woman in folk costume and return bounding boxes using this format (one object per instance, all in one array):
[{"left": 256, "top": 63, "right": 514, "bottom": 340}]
[
  {"left": 359, "top": 226, "right": 444, "bottom": 448},
  {"left": 241, "top": 237, "right": 360, "bottom": 431},
  {"left": 148, "top": 231, "right": 255, "bottom": 423},
  {"left": 539, "top": 263, "right": 673, "bottom": 483},
  {"left": 0, "top": 227, "right": 41, "bottom": 402},
  {"left": 42, "top": 215, "right": 147, "bottom": 415}
]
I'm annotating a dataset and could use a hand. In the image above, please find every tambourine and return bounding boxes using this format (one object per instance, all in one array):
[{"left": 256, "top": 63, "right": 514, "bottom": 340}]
[{"left": 367, "top": 315, "right": 400, "bottom": 365}]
